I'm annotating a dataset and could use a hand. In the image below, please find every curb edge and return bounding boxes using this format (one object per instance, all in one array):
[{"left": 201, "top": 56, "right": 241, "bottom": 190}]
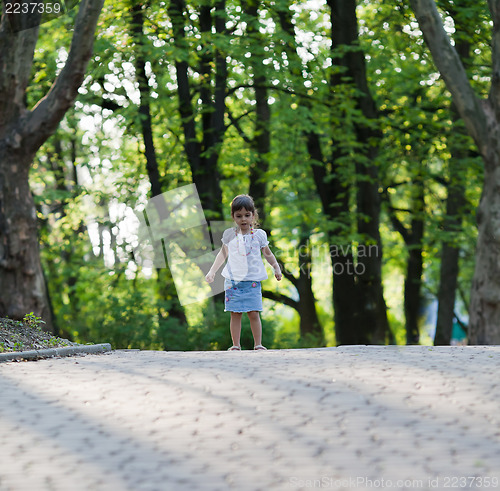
[{"left": 0, "top": 343, "right": 112, "bottom": 363}]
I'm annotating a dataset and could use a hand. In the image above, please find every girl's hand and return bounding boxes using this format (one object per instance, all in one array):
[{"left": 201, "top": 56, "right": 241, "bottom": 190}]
[
  {"left": 205, "top": 272, "right": 215, "bottom": 283},
  {"left": 274, "top": 267, "right": 282, "bottom": 281}
]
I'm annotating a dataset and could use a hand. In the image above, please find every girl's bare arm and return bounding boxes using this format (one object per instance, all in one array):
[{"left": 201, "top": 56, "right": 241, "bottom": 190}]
[
  {"left": 262, "top": 246, "right": 282, "bottom": 281},
  {"left": 205, "top": 244, "right": 228, "bottom": 283}
]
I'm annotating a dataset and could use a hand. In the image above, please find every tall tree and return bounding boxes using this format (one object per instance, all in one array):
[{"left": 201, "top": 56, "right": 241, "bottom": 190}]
[
  {"left": 434, "top": 143, "right": 466, "bottom": 345},
  {"left": 409, "top": 0, "right": 500, "bottom": 344},
  {"left": 327, "top": 0, "right": 390, "bottom": 344},
  {"left": 241, "top": 0, "right": 271, "bottom": 224},
  {"left": 0, "top": 0, "right": 104, "bottom": 331},
  {"left": 384, "top": 168, "right": 426, "bottom": 344},
  {"left": 434, "top": 4, "right": 478, "bottom": 345},
  {"left": 278, "top": 0, "right": 389, "bottom": 344},
  {"left": 129, "top": 0, "right": 188, "bottom": 343},
  {"left": 271, "top": 0, "right": 393, "bottom": 344},
  {"left": 167, "top": 0, "right": 226, "bottom": 219}
]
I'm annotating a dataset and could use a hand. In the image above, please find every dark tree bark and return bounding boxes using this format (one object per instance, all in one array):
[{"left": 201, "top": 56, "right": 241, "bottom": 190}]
[
  {"left": 294, "top": 234, "right": 323, "bottom": 343},
  {"left": 0, "top": 0, "right": 104, "bottom": 331},
  {"left": 130, "top": 2, "right": 162, "bottom": 198},
  {"left": 168, "top": 0, "right": 225, "bottom": 219},
  {"left": 129, "top": 1, "right": 188, "bottom": 337},
  {"left": 384, "top": 173, "right": 425, "bottom": 345},
  {"left": 404, "top": 182, "right": 425, "bottom": 345},
  {"left": 168, "top": 0, "right": 229, "bottom": 314},
  {"left": 434, "top": 175, "right": 465, "bottom": 345},
  {"left": 327, "top": 0, "right": 390, "bottom": 344},
  {"left": 434, "top": 14, "right": 472, "bottom": 346},
  {"left": 313, "top": 145, "right": 361, "bottom": 345},
  {"left": 409, "top": 0, "right": 500, "bottom": 344},
  {"left": 274, "top": 0, "right": 369, "bottom": 344},
  {"left": 435, "top": 103, "right": 468, "bottom": 346},
  {"left": 242, "top": 0, "right": 270, "bottom": 225}
]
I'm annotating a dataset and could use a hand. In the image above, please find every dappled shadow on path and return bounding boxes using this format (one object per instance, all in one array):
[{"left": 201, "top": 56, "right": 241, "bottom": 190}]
[{"left": 1, "top": 347, "right": 500, "bottom": 490}]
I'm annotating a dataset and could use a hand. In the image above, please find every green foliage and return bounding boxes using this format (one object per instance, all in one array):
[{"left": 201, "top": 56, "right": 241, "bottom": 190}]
[
  {"left": 271, "top": 310, "right": 301, "bottom": 349},
  {"left": 22, "top": 313, "right": 46, "bottom": 331}
]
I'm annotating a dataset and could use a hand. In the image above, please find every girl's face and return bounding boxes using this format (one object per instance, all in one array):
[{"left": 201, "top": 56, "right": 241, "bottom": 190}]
[{"left": 232, "top": 207, "right": 254, "bottom": 233}]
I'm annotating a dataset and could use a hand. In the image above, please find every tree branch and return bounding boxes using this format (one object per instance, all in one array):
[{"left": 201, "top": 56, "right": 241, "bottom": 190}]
[
  {"left": 409, "top": 0, "right": 488, "bottom": 153},
  {"left": 226, "top": 108, "right": 252, "bottom": 145},
  {"left": 168, "top": 0, "right": 202, "bottom": 174},
  {"left": 381, "top": 189, "right": 411, "bottom": 243},
  {"left": 22, "top": 0, "right": 105, "bottom": 151},
  {"left": 0, "top": 10, "right": 40, "bottom": 139},
  {"left": 225, "top": 83, "right": 329, "bottom": 105},
  {"left": 262, "top": 290, "right": 298, "bottom": 310}
]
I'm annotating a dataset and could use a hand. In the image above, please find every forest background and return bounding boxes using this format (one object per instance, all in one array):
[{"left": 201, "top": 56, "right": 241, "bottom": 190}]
[{"left": 0, "top": 0, "right": 491, "bottom": 350}]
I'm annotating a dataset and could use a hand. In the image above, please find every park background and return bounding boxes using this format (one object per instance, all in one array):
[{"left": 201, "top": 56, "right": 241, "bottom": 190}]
[{"left": 1, "top": 0, "right": 492, "bottom": 350}]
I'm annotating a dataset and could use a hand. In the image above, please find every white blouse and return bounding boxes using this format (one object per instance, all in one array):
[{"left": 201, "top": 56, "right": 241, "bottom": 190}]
[{"left": 221, "top": 228, "right": 270, "bottom": 281}]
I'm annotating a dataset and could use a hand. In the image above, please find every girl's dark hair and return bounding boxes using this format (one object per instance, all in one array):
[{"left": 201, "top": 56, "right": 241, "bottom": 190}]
[{"left": 230, "top": 194, "right": 260, "bottom": 228}]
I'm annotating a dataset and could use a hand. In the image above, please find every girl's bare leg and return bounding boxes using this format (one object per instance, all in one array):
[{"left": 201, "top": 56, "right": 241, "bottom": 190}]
[
  {"left": 230, "top": 312, "right": 243, "bottom": 347},
  {"left": 247, "top": 311, "right": 262, "bottom": 347}
]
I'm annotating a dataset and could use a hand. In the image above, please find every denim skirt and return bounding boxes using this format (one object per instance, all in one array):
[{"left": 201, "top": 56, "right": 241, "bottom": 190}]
[{"left": 224, "top": 279, "right": 263, "bottom": 312}]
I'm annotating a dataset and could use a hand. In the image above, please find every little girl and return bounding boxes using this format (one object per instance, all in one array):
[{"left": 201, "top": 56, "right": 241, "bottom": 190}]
[{"left": 205, "top": 194, "right": 282, "bottom": 351}]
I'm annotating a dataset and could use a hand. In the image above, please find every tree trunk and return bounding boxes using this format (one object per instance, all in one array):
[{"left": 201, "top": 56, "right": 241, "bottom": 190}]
[
  {"left": 274, "top": 3, "right": 359, "bottom": 343},
  {"left": 328, "top": 0, "right": 390, "bottom": 344},
  {"left": 0, "top": 0, "right": 104, "bottom": 331},
  {"left": 244, "top": 0, "right": 324, "bottom": 342},
  {"left": 409, "top": 0, "right": 500, "bottom": 344},
  {"left": 0, "top": 152, "right": 52, "bottom": 324},
  {"left": 330, "top": 254, "right": 362, "bottom": 344},
  {"left": 434, "top": 20, "right": 471, "bottom": 346},
  {"left": 404, "top": 235, "right": 424, "bottom": 345},
  {"left": 435, "top": 153, "right": 466, "bottom": 345},
  {"left": 295, "top": 235, "right": 323, "bottom": 343},
  {"left": 383, "top": 169, "right": 425, "bottom": 345},
  {"left": 129, "top": 1, "right": 188, "bottom": 332},
  {"left": 296, "top": 278, "right": 323, "bottom": 343},
  {"left": 168, "top": 0, "right": 228, "bottom": 314},
  {"left": 168, "top": 0, "right": 225, "bottom": 219},
  {"left": 243, "top": 0, "right": 270, "bottom": 224},
  {"left": 355, "top": 160, "right": 389, "bottom": 344},
  {"left": 131, "top": 1, "right": 162, "bottom": 199},
  {"left": 468, "top": 163, "right": 500, "bottom": 344}
]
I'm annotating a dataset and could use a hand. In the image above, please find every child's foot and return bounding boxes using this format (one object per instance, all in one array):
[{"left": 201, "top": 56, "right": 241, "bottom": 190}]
[
  {"left": 254, "top": 345, "right": 267, "bottom": 351},
  {"left": 227, "top": 345, "right": 241, "bottom": 351}
]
